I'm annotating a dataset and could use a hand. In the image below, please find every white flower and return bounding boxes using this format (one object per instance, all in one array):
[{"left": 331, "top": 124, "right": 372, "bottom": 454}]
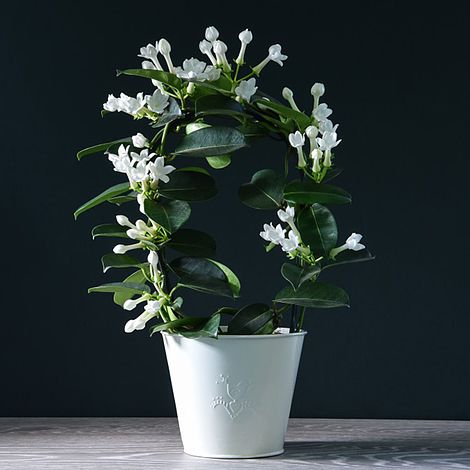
[
  {"left": 253, "top": 44, "right": 288, "bottom": 74},
  {"left": 289, "top": 131, "right": 307, "bottom": 168},
  {"left": 141, "top": 60, "right": 164, "bottom": 89},
  {"left": 108, "top": 145, "right": 132, "bottom": 175},
  {"left": 288, "top": 131, "right": 305, "bottom": 149},
  {"left": 316, "top": 131, "right": 342, "bottom": 151},
  {"left": 213, "top": 40, "right": 230, "bottom": 71},
  {"left": 130, "top": 148, "right": 154, "bottom": 164},
  {"left": 148, "top": 251, "right": 159, "bottom": 270},
  {"left": 235, "top": 29, "right": 253, "bottom": 65},
  {"left": 306, "top": 125, "right": 319, "bottom": 150},
  {"left": 199, "top": 39, "right": 217, "bottom": 66},
  {"left": 277, "top": 206, "right": 295, "bottom": 223},
  {"left": 158, "top": 38, "right": 174, "bottom": 72},
  {"left": 235, "top": 78, "right": 257, "bottom": 102},
  {"left": 282, "top": 87, "right": 300, "bottom": 111},
  {"left": 345, "top": 233, "right": 365, "bottom": 251},
  {"left": 312, "top": 148, "right": 322, "bottom": 173},
  {"left": 312, "top": 103, "right": 333, "bottom": 122},
  {"left": 123, "top": 296, "right": 147, "bottom": 311},
  {"left": 124, "top": 306, "right": 158, "bottom": 333},
  {"left": 103, "top": 94, "right": 121, "bottom": 112},
  {"left": 260, "top": 223, "right": 286, "bottom": 245},
  {"left": 129, "top": 161, "right": 148, "bottom": 182},
  {"left": 132, "top": 133, "right": 149, "bottom": 148},
  {"left": 113, "top": 242, "right": 142, "bottom": 254},
  {"left": 136, "top": 193, "right": 146, "bottom": 215},
  {"left": 205, "top": 26, "right": 219, "bottom": 43},
  {"left": 330, "top": 233, "right": 366, "bottom": 259},
  {"left": 318, "top": 119, "right": 339, "bottom": 134},
  {"left": 116, "top": 215, "right": 133, "bottom": 228},
  {"left": 138, "top": 42, "right": 162, "bottom": 70},
  {"left": 175, "top": 58, "right": 221, "bottom": 82},
  {"left": 147, "top": 156, "right": 175, "bottom": 184},
  {"left": 311, "top": 83, "right": 325, "bottom": 98},
  {"left": 145, "top": 300, "right": 161, "bottom": 314},
  {"left": 103, "top": 93, "right": 146, "bottom": 116},
  {"left": 280, "top": 230, "right": 299, "bottom": 253},
  {"left": 146, "top": 89, "right": 169, "bottom": 114}
]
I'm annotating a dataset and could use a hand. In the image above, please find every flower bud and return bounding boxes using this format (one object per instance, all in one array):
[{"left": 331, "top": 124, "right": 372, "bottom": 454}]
[
  {"left": 311, "top": 82, "right": 325, "bottom": 98},
  {"left": 306, "top": 125, "right": 318, "bottom": 139},
  {"left": 135, "top": 220, "right": 148, "bottom": 232},
  {"left": 213, "top": 40, "right": 227, "bottom": 54},
  {"left": 282, "top": 87, "right": 293, "bottom": 101},
  {"left": 199, "top": 39, "right": 212, "bottom": 54},
  {"left": 116, "top": 215, "right": 130, "bottom": 227},
  {"left": 158, "top": 38, "right": 171, "bottom": 55},
  {"left": 147, "top": 251, "right": 159, "bottom": 269},
  {"left": 205, "top": 26, "right": 219, "bottom": 43},
  {"left": 239, "top": 29, "right": 253, "bottom": 44},
  {"left": 132, "top": 133, "right": 148, "bottom": 149},
  {"left": 126, "top": 229, "right": 142, "bottom": 240},
  {"left": 113, "top": 244, "right": 127, "bottom": 254}
]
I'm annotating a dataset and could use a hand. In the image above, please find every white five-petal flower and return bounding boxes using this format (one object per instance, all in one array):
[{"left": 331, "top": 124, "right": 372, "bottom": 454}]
[
  {"left": 147, "top": 156, "right": 176, "bottom": 184},
  {"left": 138, "top": 42, "right": 162, "bottom": 70},
  {"left": 280, "top": 230, "right": 299, "bottom": 253},
  {"left": 235, "top": 78, "right": 258, "bottom": 102},
  {"left": 260, "top": 223, "right": 286, "bottom": 245},
  {"left": 253, "top": 44, "right": 288, "bottom": 73},
  {"left": 312, "top": 103, "right": 333, "bottom": 122},
  {"left": 316, "top": 131, "right": 342, "bottom": 151},
  {"left": 146, "top": 89, "right": 169, "bottom": 114},
  {"left": 175, "top": 58, "right": 221, "bottom": 82},
  {"left": 330, "top": 232, "right": 366, "bottom": 259},
  {"left": 277, "top": 206, "right": 295, "bottom": 223}
]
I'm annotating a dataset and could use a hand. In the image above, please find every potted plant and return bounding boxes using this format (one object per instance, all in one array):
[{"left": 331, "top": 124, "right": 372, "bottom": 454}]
[{"left": 74, "top": 25, "right": 373, "bottom": 458}]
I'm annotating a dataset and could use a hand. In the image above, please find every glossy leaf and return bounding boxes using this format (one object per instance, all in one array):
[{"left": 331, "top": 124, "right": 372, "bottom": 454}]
[
  {"left": 298, "top": 203, "right": 338, "bottom": 256},
  {"left": 107, "top": 192, "right": 137, "bottom": 205},
  {"left": 117, "top": 68, "right": 182, "bottom": 88},
  {"left": 323, "top": 249, "right": 375, "bottom": 270},
  {"left": 88, "top": 282, "right": 150, "bottom": 295},
  {"left": 144, "top": 199, "right": 191, "bottom": 233},
  {"left": 209, "top": 260, "right": 241, "bottom": 298},
  {"left": 92, "top": 224, "right": 128, "bottom": 240},
  {"left": 284, "top": 180, "right": 351, "bottom": 205},
  {"left": 206, "top": 155, "right": 231, "bottom": 169},
  {"left": 113, "top": 270, "right": 148, "bottom": 306},
  {"left": 74, "top": 182, "right": 130, "bottom": 219},
  {"left": 149, "top": 314, "right": 221, "bottom": 339},
  {"left": 101, "top": 254, "right": 145, "bottom": 273},
  {"left": 195, "top": 95, "right": 247, "bottom": 118},
  {"left": 174, "top": 126, "right": 247, "bottom": 157},
  {"left": 275, "top": 282, "right": 350, "bottom": 308},
  {"left": 281, "top": 263, "right": 321, "bottom": 290},
  {"left": 151, "top": 98, "right": 183, "bottom": 128},
  {"left": 166, "top": 229, "right": 216, "bottom": 257},
  {"left": 228, "top": 303, "right": 272, "bottom": 335},
  {"left": 158, "top": 169, "right": 217, "bottom": 201},
  {"left": 239, "top": 169, "right": 284, "bottom": 209},
  {"left": 170, "top": 257, "right": 235, "bottom": 298},
  {"left": 76, "top": 138, "right": 131, "bottom": 160},
  {"left": 253, "top": 99, "right": 311, "bottom": 130}
]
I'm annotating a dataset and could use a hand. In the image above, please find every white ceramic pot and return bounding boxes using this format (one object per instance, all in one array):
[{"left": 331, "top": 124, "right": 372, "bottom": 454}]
[{"left": 162, "top": 327, "right": 306, "bottom": 458}]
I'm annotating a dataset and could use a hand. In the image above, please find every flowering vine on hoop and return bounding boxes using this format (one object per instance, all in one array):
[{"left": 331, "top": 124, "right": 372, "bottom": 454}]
[{"left": 74, "top": 26, "right": 374, "bottom": 338}]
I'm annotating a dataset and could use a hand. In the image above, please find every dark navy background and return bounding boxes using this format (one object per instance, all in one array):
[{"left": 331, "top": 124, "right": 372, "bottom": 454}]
[{"left": 2, "top": 0, "right": 469, "bottom": 418}]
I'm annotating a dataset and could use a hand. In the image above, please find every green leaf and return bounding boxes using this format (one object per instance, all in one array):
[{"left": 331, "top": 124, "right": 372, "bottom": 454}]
[
  {"left": 209, "top": 260, "right": 241, "bottom": 298},
  {"left": 228, "top": 303, "right": 272, "bottom": 335},
  {"left": 213, "top": 306, "right": 238, "bottom": 316},
  {"left": 206, "top": 155, "right": 231, "bottom": 169},
  {"left": 144, "top": 199, "right": 191, "bottom": 233},
  {"left": 174, "top": 126, "right": 247, "bottom": 157},
  {"left": 298, "top": 203, "right": 338, "bottom": 256},
  {"left": 275, "top": 282, "right": 350, "bottom": 308},
  {"left": 170, "top": 257, "right": 235, "bottom": 298},
  {"left": 117, "top": 68, "right": 182, "bottom": 88},
  {"left": 151, "top": 98, "right": 183, "bottom": 128},
  {"left": 76, "top": 138, "right": 132, "bottom": 160},
  {"left": 239, "top": 169, "right": 284, "bottom": 209},
  {"left": 179, "top": 314, "right": 221, "bottom": 338},
  {"left": 237, "top": 122, "right": 270, "bottom": 140},
  {"left": 253, "top": 99, "right": 311, "bottom": 130},
  {"left": 166, "top": 229, "right": 216, "bottom": 257},
  {"left": 284, "top": 180, "right": 351, "bottom": 205},
  {"left": 323, "top": 249, "right": 375, "bottom": 270},
  {"left": 149, "top": 314, "right": 221, "bottom": 339},
  {"left": 92, "top": 224, "right": 128, "bottom": 240},
  {"left": 88, "top": 282, "right": 150, "bottom": 295},
  {"left": 107, "top": 192, "right": 138, "bottom": 205},
  {"left": 74, "top": 182, "right": 130, "bottom": 219},
  {"left": 101, "top": 254, "right": 145, "bottom": 273},
  {"left": 159, "top": 169, "right": 217, "bottom": 201},
  {"left": 195, "top": 95, "right": 248, "bottom": 118},
  {"left": 114, "top": 270, "right": 148, "bottom": 306},
  {"left": 281, "top": 263, "right": 321, "bottom": 290}
]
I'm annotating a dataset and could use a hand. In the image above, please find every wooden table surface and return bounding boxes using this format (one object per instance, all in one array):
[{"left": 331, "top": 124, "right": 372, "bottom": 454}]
[{"left": 1, "top": 418, "right": 469, "bottom": 469}]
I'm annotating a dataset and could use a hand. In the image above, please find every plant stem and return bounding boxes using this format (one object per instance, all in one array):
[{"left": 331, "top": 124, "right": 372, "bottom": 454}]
[
  {"left": 159, "top": 123, "right": 171, "bottom": 154},
  {"left": 297, "top": 306, "right": 306, "bottom": 332}
]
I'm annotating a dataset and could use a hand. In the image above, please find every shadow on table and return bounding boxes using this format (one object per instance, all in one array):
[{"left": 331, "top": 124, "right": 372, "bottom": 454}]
[{"left": 281, "top": 435, "right": 470, "bottom": 466}]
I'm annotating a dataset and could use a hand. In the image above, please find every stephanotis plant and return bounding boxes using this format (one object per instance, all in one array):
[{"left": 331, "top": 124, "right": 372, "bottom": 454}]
[{"left": 74, "top": 26, "right": 373, "bottom": 338}]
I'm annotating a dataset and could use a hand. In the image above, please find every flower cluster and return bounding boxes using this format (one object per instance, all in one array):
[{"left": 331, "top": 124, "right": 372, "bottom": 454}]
[
  {"left": 103, "top": 89, "right": 169, "bottom": 117},
  {"left": 260, "top": 206, "right": 304, "bottom": 256},
  {"left": 107, "top": 136, "right": 175, "bottom": 188},
  {"left": 285, "top": 83, "right": 341, "bottom": 178}
]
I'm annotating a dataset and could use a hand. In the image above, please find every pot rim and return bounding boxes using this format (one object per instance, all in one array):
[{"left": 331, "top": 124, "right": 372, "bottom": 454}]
[{"left": 161, "top": 326, "right": 307, "bottom": 339}]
